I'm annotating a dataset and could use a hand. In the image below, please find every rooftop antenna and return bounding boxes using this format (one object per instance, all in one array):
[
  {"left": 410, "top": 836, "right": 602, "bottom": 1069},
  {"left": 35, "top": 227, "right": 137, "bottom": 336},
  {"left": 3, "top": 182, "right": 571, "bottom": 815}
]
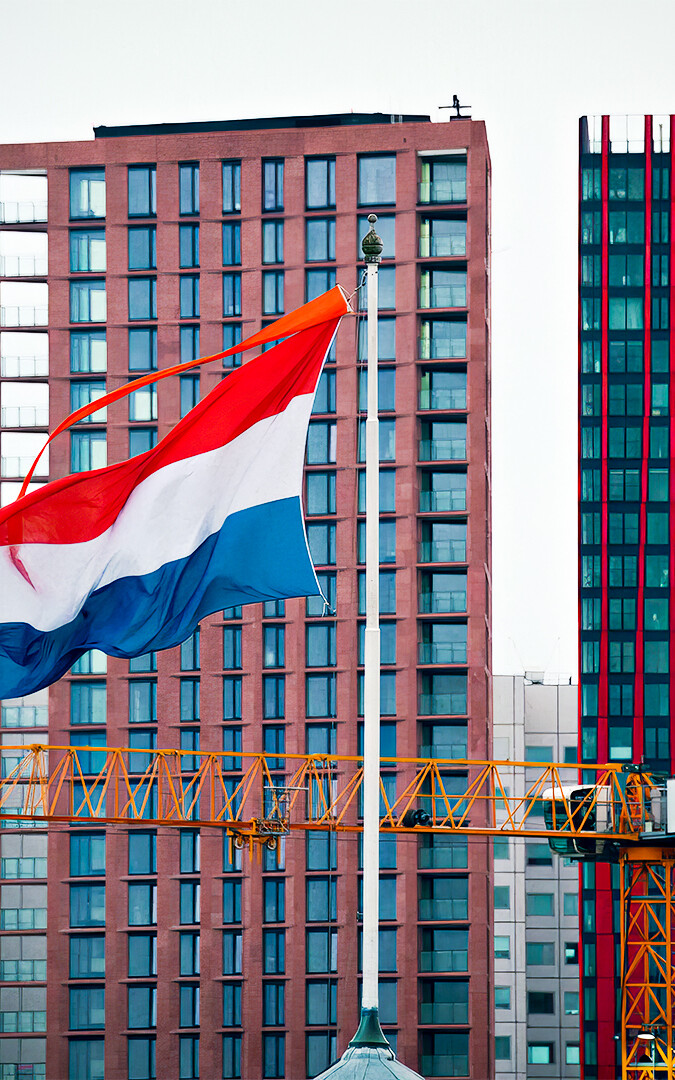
[{"left": 439, "top": 95, "right": 471, "bottom": 119}]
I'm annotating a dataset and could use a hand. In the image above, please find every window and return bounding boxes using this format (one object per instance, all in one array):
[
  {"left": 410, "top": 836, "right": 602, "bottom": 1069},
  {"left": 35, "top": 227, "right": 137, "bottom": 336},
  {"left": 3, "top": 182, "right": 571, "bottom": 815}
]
[
  {"left": 70, "top": 935, "right": 104, "bottom": 978},
  {"left": 526, "top": 941, "right": 555, "bottom": 965},
  {"left": 357, "top": 317, "right": 396, "bottom": 362},
  {"left": 180, "top": 882, "right": 200, "bottom": 925},
  {"left": 526, "top": 892, "right": 554, "bottom": 917},
  {"left": 128, "top": 226, "right": 156, "bottom": 270},
  {"left": 263, "top": 625, "right": 285, "bottom": 670},
  {"left": 179, "top": 1035, "right": 199, "bottom": 1079},
  {"left": 70, "top": 280, "right": 106, "bottom": 323},
  {"left": 419, "top": 875, "right": 467, "bottom": 921},
  {"left": 128, "top": 833, "right": 156, "bottom": 876},
  {"left": 70, "top": 884, "right": 105, "bottom": 927},
  {"left": 263, "top": 1034, "right": 285, "bottom": 1079},
  {"left": 128, "top": 1035, "right": 156, "bottom": 1079},
  {"left": 494, "top": 935, "right": 510, "bottom": 960},
  {"left": 223, "top": 273, "right": 242, "bottom": 317},
  {"left": 419, "top": 216, "right": 461, "bottom": 258},
  {"left": 180, "top": 325, "right": 200, "bottom": 364},
  {"left": 222, "top": 879, "right": 242, "bottom": 925},
  {"left": 528, "top": 1044, "right": 554, "bottom": 1065},
  {"left": 306, "top": 624, "right": 336, "bottom": 668},
  {"left": 358, "top": 154, "right": 396, "bottom": 206},
  {"left": 563, "top": 892, "right": 578, "bottom": 917},
  {"left": 70, "top": 168, "right": 105, "bottom": 219},
  {"left": 129, "top": 382, "right": 157, "bottom": 422},
  {"left": 307, "top": 929, "right": 337, "bottom": 973},
  {"left": 70, "top": 681, "right": 106, "bottom": 725},
  {"left": 180, "top": 374, "right": 199, "bottom": 418},
  {"left": 306, "top": 877, "right": 336, "bottom": 923},
  {"left": 128, "top": 933, "right": 157, "bottom": 977},
  {"left": 494, "top": 885, "right": 510, "bottom": 909},
  {"left": 306, "top": 674, "right": 337, "bottom": 718},
  {"left": 128, "top": 882, "right": 157, "bottom": 926},
  {"left": 306, "top": 218, "right": 335, "bottom": 262},
  {"left": 528, "top": 991, "right": 555, "bottom": 1014},
  {"left": 263, "top": 270, "right": 284, "bottom": 315},
  {"left": 179, "top": 224, "right": 199, "bottom": 268},
  {"left": 223, "top": 982, "right": 242, "bottom": 1028},
  {"left": 128, "top": 277, "right": 157, "bottom": 321},
  {"left": 306, "top": 471, "right": 336, "bottom": 516},
  {"left": 223, "top": 626, "right": 242, "bottom": 669},
  {"left": 494, "top": 985, "right": 511, "bottom": 1010},
  {"left": 306, "top": 158, "right": 335, "bottom": 209},
  {"left": 129, "top": 329, "right": 157, "bottom": 371},
  {"left": 222, "top": 161, "right": 241, "bottom": 213},
  {"left": 128, "top": 985, "right": 157, "bottom": 1029},
  {"left": 179, "top": 163, "right": 199, "bottom": 215},
  {"left": 179, "top": 932, "right": 199, "bottom": 977},
  {"left": 181, "top": 629, "right": 200, "bottom": 671},
  {"left": 420, "top": 928, "right": 468, "bottom": 972},
  {"left": 307, "top": 522, "right": 335, "bottom": 565},
  {"left": 71, "top": 330, "right": 106, "bottom": 373},
  {"left": 262, "top": 220, "right": 283, "bottom": 264},
  {"left": 223, "top": 1034, "right": 242, "bottom": 1079},
  {"left": 419, "top": 155, "right": 467, "bottom": 204},
  {"left": 494, "top": 1036, "right": 511, "bottom": 1061},
  {"left": 71, "top": 228, "right": 106, "bottom": 272},
  {"left": 128, "top": 166, "right": 156, "bottom": 217},
  {"left": 179, "top": 275, "right": 200, "bottom": 319},
  {"left": 526, "top": 842, "right": 552, "bottom": 867},
  {"left": 358, "top": 570, "right": 396, "bottom": 615},
  {"left": 70, "top": 834, "right": 105, "bottom": 876},
  {"left": 129, "top": 681, "right": 157, "bottom": 724},
  {"left": 263, "top": 160, "right": 284, "bottom": 212},
  {"left": 223, "top": 676, "right": 242, "bottom": 720},
  {"left": 357, "top": 266, "right": 395, "bottom": 310},
  {"left": 262, "top": 981, "right": 285, "bottom": 1027},
  {"left": 70, "top": 1039, "right": 105, "bottom": 1080},
  {"left": 307, "top": 421, "right": 336, "bottom": 464},
  {"left": 263, "top": 929, "right": 285, "bottom": 974},
  {"left": 129, "top": 429, "right": 156, "bottom": 458}
]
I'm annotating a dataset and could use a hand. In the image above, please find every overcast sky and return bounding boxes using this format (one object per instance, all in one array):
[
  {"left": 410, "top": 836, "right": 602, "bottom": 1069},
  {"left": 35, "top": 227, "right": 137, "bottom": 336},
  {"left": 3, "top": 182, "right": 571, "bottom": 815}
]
[{"left": 3, "top": 0, "right": 675, "bottom": 678}]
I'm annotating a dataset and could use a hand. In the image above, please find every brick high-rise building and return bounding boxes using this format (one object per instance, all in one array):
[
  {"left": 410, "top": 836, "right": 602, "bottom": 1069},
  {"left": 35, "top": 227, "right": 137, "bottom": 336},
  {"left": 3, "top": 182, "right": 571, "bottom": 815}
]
[
  {"left": 579, "top": 113, "right": 675, "bottom": 1079},
  {"left": 0, "top": 112, "right": 492, "bottom": 1080}
]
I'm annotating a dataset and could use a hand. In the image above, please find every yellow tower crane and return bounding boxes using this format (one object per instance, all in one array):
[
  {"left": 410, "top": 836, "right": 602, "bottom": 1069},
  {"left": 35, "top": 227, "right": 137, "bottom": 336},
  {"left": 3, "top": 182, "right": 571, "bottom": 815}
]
[{"left": 1, "top": 744, "right": 673, "bottom": 1079}]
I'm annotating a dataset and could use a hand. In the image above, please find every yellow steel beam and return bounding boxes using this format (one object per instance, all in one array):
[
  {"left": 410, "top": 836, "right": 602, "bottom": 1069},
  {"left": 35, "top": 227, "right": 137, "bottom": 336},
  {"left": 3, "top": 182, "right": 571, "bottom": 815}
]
[{"left": 0, "top": 744, "right": 657, "bottom": 841}]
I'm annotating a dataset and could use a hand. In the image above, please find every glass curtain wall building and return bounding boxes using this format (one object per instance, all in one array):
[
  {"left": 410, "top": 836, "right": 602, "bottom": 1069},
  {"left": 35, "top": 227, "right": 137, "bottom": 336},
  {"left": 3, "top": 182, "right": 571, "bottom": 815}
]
[
  {"left": 578, "top": 113, "right": 674, "bottom": 1079},
  {"left": 0, "top": 112, "right": 491, "bottom": 1080}
]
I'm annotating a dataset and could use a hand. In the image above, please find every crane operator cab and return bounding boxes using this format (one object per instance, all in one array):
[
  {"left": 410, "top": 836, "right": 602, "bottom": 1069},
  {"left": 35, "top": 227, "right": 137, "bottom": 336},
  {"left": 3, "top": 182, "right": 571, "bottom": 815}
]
[{"left": 541, "top": 772, "right": 669, "bottom": 863}]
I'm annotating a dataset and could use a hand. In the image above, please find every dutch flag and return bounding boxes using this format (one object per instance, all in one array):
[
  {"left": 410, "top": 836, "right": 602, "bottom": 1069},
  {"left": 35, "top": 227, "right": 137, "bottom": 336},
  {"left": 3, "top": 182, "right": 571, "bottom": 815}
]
[{"left": 0, "top": 290, "right": 348, "bottom": 698}]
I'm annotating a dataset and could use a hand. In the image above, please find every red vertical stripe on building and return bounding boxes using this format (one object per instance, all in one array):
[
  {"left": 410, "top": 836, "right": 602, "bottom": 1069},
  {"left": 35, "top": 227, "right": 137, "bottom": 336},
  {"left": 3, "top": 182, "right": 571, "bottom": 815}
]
[
  {"left": 633, "top": 116, "right": 652, "bottom": 762},
  {"left": 598, "top": 116, "right": 610, "bottom": 757},
  {"left": 669, "top": 115, "right": 675, "bottom": 775}
]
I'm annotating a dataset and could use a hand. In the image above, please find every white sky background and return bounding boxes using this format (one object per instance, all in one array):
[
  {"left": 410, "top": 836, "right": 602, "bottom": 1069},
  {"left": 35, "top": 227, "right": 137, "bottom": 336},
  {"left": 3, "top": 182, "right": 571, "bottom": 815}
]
[{"left": 2, "top": 0, "right": 675, "bottom": 678}]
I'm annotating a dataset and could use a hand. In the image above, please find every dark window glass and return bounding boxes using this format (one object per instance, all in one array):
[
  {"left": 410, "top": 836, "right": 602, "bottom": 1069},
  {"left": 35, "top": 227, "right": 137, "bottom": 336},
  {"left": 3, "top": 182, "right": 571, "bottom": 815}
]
[
  {"left": 180, "top": 326, "right": 200, "bottom": 364},
  {"left": 70, "top": 833, "right": 105, "bottom": 876},
  {"left": 180, "top": 374, "right": 199, "bottom": 418},
  {"left": 262, "top": 221, "right": 283, "bottom": 264},
  {"left": 223, "top": 161, "right": 241, "bottom": 213},
  {"left": 223, "top": 273, "right": 242, "bottom": 317},
  {"left": 222, "top": 223, "right": 241, "bottom": 266},
  {"left": 263, "top": 160, "right": 284, "bottom": 212},
  {"left": 128, "top": 277, "right": 157, "bottom": 321},
  {"left": 179, "top": 163, "right": 199, "bottom": 215},
  {"left": 358, "top": 155, "right": 396, "bottom": 206},
  {"left": 179, "top": 225, "right": 199, "bottom": 269},
  {"left": 129, "top": 329, "right": 157, "bottom": 371},
  {"left": 128, "top": 166, "right": 156, "bottom": 217},
  {"left": 128, "top": 226, "right": 156, "bottom": 270},
  {"left": 306, "top": 218, "right": 335, "bottom": 262},
  {"left": 70, "top": 935, "right": 105, "bottom": 978},
  {"left": 70, "top": 228, "right": 106, "bottom": 272},
  {"left": 70, "top": 168, "right": 105, "bottom": 219}
]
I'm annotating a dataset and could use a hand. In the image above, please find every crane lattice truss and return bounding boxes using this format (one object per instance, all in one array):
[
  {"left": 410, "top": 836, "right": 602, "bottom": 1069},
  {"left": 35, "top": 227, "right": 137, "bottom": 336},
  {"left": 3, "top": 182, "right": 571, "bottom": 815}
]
[{"left": 0, "top": 745, "right": 672, "bottom": 1078}]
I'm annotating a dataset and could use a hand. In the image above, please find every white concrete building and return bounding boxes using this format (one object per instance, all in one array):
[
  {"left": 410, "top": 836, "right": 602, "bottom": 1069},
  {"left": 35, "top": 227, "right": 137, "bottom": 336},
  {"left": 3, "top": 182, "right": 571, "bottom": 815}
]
[{"left": 493, "top": 675, "right": 580, "bottom": 1079}]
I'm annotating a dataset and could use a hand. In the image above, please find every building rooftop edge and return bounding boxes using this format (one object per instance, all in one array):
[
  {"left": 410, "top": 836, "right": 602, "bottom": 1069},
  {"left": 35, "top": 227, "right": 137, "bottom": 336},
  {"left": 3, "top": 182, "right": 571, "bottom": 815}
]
[{"left": 93, "top": 112, "right": 435, "bottom": 139}]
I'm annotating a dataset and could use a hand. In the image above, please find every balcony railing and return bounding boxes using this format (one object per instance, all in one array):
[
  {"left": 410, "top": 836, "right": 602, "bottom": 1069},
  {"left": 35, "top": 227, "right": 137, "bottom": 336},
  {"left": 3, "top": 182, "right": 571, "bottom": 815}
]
[
  {"left": 0, "top": 201, "right": 48, "bottom": 224},
  {"left": 0, "top": 255, "right": 48, "bottom": 277},
  {"left": 1, "top": 406, "right": 49, "bottom": 428},
  {"left": 419, "top": 439, "right": 466, "bottom": 462},
  {"left": 1, "top": 355, "right": 49, "bottom": 377},
  {"left": 418, "top": 180, "right": 467, "bottom": 204},
  {"left": 418, "top": 643, "right": 467, "bottom": 665},
  {"left": 1, "top": 456, "right": 48, "bottom": 478},
  {"left": 419, "top": 949, "right": 467, "bottom": 973},
  {"left": 419, "top": 1001, "right": 468, "bottom": 1025},
  {"left": 419, "top": 235, "right": 466, "bottom": 258},
  {"left": 419, "top": 898, "right": 468, "bottom": 921},
  {"left": 419, "top": 591, "right": 467, "bottom": 615},
  {"left": 420, "top": 1052, "right": 469, "bottom": 1076},
  {"left": 419, "top": 335, "right": 466, "bottom": 360},
  {"left": 1, "top": 706, "right": 48, "bottom": 728},
  {"left": 0, "top": 961, "right": 47, "bottom": 982},
  {"left": 418, "top": 693, "right": 467, "bottom": 716},
  {"left": 419, "top": 285, "right": 467, "bottom": 309},
  {"left": 419, "top": 489, "right": 466, "bottom": 513},
  {"left": 0, "top": 306, "right": 48, "bottom": 328},
  {"left": 419, "top": 388, "right": 466, "bottom": 411},
  {"left": 419, "top": 540, "right": 466, "bottom": 563}
]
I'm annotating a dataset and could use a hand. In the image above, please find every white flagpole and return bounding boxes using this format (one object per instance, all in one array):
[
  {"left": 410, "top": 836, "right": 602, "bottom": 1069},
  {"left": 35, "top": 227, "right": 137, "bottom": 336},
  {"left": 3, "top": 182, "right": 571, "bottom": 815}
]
[{"left": 361, "top": 214, "right": 383, "bottom": 1019}]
